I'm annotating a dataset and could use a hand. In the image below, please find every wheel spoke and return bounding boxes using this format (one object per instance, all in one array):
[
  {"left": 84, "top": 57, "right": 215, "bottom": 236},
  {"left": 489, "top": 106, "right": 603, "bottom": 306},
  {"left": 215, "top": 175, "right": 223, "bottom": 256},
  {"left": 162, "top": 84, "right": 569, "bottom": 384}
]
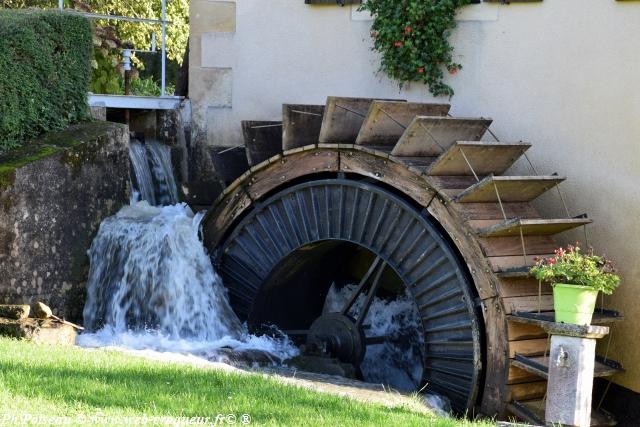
[
  {"left": 365, "top": 335, "right": 393, "bottom": 345},
  {"left": 283, "top": 329, "right": 309, "bottom": 336},
  {"left": 355, "top": 261, "right": 386, "bottom": 329},
  {"left": 341, "top": 256, "right": 382, "bottom": 315}
]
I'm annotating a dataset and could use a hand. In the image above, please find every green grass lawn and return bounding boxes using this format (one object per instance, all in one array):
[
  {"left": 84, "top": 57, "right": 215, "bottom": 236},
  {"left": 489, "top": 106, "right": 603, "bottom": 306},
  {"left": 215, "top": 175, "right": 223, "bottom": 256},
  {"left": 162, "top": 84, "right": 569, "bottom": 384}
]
[{"left": 0, "top": 337, "right": 492, "bottom": 426}]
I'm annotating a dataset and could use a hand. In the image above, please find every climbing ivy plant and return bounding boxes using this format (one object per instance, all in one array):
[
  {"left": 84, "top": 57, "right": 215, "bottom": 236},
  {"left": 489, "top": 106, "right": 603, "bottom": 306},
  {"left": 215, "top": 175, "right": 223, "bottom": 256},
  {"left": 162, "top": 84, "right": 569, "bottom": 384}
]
[{"left": 359, "top": 0, "right": 469, "bottom": 97}]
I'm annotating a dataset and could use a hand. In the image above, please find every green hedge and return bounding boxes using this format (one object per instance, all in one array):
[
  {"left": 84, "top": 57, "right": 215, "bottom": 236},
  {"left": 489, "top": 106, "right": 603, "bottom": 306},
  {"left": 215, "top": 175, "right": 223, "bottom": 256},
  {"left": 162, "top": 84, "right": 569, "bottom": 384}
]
[{"left": 0, "top": 10, "right": 92, "bottom": 152}]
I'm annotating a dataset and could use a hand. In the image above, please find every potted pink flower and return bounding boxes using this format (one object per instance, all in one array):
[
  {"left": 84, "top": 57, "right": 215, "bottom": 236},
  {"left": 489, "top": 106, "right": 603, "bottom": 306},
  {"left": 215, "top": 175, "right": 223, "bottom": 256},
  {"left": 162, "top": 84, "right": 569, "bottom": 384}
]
[{"left": 530, "top": 244, "right": 620, "bottom": 325}]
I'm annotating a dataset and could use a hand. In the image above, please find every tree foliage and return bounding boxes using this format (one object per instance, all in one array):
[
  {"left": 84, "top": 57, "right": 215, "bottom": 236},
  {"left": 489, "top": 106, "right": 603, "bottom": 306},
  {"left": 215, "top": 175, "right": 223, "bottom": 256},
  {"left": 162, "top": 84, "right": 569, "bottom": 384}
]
[{"left": 1, "top": 0, "right": 189, "bottom": 64}]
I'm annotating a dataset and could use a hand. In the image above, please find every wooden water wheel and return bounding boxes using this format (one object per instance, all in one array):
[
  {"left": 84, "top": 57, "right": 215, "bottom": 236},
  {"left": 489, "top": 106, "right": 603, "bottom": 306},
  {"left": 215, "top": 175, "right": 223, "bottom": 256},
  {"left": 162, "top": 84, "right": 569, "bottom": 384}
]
[{"left": 200, "top": 97, "right": 623, "bottom": 421}]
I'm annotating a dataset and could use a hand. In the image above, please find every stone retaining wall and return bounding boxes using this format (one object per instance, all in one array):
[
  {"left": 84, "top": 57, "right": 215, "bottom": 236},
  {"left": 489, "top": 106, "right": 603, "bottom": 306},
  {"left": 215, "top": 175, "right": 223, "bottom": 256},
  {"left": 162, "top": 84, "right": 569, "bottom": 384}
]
[{"left": 0, "top": 122, "right": 130, "bottom": 322}]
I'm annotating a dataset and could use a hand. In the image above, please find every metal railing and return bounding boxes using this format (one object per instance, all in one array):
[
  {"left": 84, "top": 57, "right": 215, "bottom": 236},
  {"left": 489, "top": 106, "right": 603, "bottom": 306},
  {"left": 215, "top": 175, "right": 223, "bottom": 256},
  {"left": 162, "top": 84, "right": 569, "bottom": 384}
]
[{"left": 57, "top": 0, "right": 171, "bottom": 97}]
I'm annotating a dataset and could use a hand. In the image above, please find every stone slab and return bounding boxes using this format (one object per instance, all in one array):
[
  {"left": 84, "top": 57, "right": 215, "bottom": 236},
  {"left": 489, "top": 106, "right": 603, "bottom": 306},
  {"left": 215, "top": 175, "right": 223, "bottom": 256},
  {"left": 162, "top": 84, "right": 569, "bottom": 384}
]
[
  {"left": 190, "top": 67, "right": 233, "bottom": 108},
  {"left": 190, "top": 0, "right": 236, "bottom": 35},
  {"left": 0, "top": 318, "right": 76, "bottom": 345},
  {"left": 0, "top": 305, "right": 30, "bottom": 320}
]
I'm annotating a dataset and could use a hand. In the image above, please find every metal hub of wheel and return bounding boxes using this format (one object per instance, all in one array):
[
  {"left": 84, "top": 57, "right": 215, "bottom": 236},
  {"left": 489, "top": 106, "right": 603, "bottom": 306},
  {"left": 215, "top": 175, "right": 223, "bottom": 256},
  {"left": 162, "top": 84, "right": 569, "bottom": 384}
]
[
  {"left": 306, "top": 313, "right": 366, "bottom": 366},
  {"left": 214, "top": 178, "right": 483, "bottom": 412}
]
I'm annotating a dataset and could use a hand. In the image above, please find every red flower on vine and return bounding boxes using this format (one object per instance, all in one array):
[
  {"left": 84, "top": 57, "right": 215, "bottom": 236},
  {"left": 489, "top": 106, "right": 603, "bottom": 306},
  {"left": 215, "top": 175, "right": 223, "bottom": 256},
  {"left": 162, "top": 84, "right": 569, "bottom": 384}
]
[
  {"left": 394, "top": 41, "right": 403, "bottom": 48},
  {"left": 371, "top": 31, "right": 378, "bottom": 38},
  {"left": 404, "top": 26, "right": 413, "bottom": 35},
  {"left": 448, "top": 67, "right": 459, "bottom": 76},
  {"left": 417, "top": 67, "right": 425, "bottom": 74}
]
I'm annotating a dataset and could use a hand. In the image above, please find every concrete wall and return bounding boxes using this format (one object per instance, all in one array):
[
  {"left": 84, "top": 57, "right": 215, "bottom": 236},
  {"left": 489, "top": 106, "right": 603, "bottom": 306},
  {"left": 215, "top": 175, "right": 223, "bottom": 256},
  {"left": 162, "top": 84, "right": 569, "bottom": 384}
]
[
  {"left": 190, "top": 0, "right": 640, "bottom": 392},
  {"left": 0, "top": 122, "right": 130, "bottom": 322}
]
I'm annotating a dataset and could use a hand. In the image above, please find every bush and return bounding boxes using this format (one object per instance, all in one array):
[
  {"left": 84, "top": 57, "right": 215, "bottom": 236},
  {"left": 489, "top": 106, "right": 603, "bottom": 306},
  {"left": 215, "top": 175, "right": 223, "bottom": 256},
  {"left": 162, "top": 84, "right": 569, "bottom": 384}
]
[{"left": 0, "top": 10, "right": 92, "bottom": 152}]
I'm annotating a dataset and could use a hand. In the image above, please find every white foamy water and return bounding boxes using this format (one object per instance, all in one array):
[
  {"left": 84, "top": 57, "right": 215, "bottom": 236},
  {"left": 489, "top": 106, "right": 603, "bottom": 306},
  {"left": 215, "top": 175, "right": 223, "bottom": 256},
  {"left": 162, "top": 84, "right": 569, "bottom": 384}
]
[
  {"left": 323, "top": 283, "right": 425, "bottom": 391},
  {"left": 79, "top": 201, "right": 298, "bottom": 362}
]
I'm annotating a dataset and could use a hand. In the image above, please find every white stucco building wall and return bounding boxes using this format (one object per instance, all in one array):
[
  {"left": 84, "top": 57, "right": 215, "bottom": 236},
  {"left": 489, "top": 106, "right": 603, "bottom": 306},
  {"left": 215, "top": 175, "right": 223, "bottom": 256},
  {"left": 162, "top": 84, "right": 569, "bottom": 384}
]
[{"left": 190, "top": 0, "right": 640, "bottom": 392}]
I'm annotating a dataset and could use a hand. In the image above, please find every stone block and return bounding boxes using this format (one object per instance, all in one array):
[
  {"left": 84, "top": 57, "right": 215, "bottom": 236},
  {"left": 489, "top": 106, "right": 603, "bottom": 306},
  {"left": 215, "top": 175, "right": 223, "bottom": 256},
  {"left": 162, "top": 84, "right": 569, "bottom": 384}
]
[
  {"left": 33, "top": 302, "right": 52, "bottom": 319},
  {"left": 89, "top": 106, "right": 107, "bottom": 121},
  {"left": 190, "top": 67, "right": 233, "bottom": 109},
  {"left": 206, "top": 107, "right": 243, "bottom": 147},
  {"left": 0, "top": 318, "right": 76, "bottom": 345},
  {"left": 190, "top": 0, "right": 236, "bottom": 35},
  {"left": 545, "top": 335, "right": 596, "bottom": 427},
  {"left": 0, "top": 122, "right": 130, "bottom": 322},
  {"left": 189, "top": 34, "right": 203, "bottom": 68},
  {"left": 0, "top": 304, "right": 30, "bottom": 320}
]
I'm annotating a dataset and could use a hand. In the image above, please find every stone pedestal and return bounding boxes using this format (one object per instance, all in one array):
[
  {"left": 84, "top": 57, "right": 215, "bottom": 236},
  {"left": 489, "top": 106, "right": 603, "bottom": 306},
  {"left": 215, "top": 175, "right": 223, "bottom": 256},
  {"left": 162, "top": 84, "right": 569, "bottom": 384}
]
[{"left": 543, "top": 323, "right": 609, "bottom": 427}]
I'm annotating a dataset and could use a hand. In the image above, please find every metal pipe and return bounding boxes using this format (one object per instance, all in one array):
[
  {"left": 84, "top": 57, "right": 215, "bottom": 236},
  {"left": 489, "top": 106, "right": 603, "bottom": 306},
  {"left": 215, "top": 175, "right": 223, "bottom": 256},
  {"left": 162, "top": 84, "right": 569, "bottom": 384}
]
[
  {"left": 63, "top": 10, "right": 173, "bottom": 25},
  {"left": 58, "top": 0, "right": 63, "bottom": 11},
  {"left": 123, "top": 49, "right": 132, "bottom": 123},
  {"left": 161, "top": 0, "right": 167, "bottom": 97}
]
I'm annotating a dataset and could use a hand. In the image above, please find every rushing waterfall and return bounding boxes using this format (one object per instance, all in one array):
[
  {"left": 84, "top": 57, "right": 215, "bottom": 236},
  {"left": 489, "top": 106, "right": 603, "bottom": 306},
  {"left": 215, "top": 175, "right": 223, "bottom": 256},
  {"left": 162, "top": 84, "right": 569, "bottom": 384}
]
[
  {"left": 128, "top": 139, "right": 178, "bottom": 206},
  {"left": 79, "top": 141, "right": 297, "bottom": 361},
  {"left": 129, "top": 141, "right": 157, "bottom": 206},
  {"left": 82, "top": 203, "right": 243, "bottom": 340},
  {"left": 146, "top": 141, "right": 179, "bottom": 205}
]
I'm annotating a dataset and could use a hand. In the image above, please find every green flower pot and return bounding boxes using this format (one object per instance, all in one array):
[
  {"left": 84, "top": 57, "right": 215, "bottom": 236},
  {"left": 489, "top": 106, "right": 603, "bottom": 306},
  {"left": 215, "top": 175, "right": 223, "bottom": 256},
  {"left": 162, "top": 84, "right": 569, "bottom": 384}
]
[{"left": 553, "top": 283, "right": 599, "bottom": 325}]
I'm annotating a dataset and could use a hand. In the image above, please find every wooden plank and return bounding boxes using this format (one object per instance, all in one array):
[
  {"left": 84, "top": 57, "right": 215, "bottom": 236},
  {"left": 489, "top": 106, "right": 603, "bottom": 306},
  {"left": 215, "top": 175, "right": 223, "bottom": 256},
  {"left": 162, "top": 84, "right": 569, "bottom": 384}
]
[
  {"left": 391, "top": 117, "right": 493, "bottom": 157},
  {"left": 456, "top": 175, "right": 565, "bottom": 203},
  {"left": 512, "top": 355, "right": 624, "bottom": 379},
  {"left": 210, "top": 146, "right": 250, "bottom": 185},
  {"left": 478, "top": 296, "right": 510, "bottom": 416},
  {"left": 495, "top": 268, "right": 531, "bottom": 279},
  {"left": 455, "top": 202, "right": 540, "bottom": 220},
  {"left": 340, "top": 149, "right": 436, "bottom": 207},
  {"left": 488, "top": 254, "right": 553, "bottom": 271},
  {"left": 510, "top": 399, "right": 617, "bottom": 427},
  {"left": 242, "top": 121, "right": 283, "bottom": 167},
  {"left": 355, "top": 101, "right": 450, "bottom": 146},
  {"left": 508, "top": 365, "right": 543, "bottom": 385},
  {"left": 474, "top": 218, "right": 593, "bottom": 237},
  {"left": 497, "top": 277, "right": 552, "bottom": 298},
  {"left": 509, "top": 338, "right": 549, "bottom": 358},
  {"left": 319, "top": 97, "right": 403, "bottom": 143},
  {"left": 478, "top": 235, "right": 557, "bottom": 257},
  {"left": 507, "top": 380, "right": 547, "bottom": 401},
  {"left": 503, "top": 295, "right": 554, "bottom": 314},
  {"left": 247, "top": 149, "right": 339, "bottom": 200},
  {"left": 201, "top": 184, "right": 253, "bottom": 249},
  {"left": 428, "top": 175, "right": 481, "bottom": 190},
  {"left": 427, "top": 199, "right": 499, "bottom": 300},
  {"left": 508, "top": 312, "right": 623, "bottom": 330},
  {"left": 508, "top": 321, "right": 547, "bottom": 341},
  {"left": 427, "top": 141, "right": 531, "bottom": 176},
  {"left": 394, "top": 156, "right": 438, "bottom": 174},
  {"left": 282, "top": 104, "right": 325, "bottom": 150}
]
